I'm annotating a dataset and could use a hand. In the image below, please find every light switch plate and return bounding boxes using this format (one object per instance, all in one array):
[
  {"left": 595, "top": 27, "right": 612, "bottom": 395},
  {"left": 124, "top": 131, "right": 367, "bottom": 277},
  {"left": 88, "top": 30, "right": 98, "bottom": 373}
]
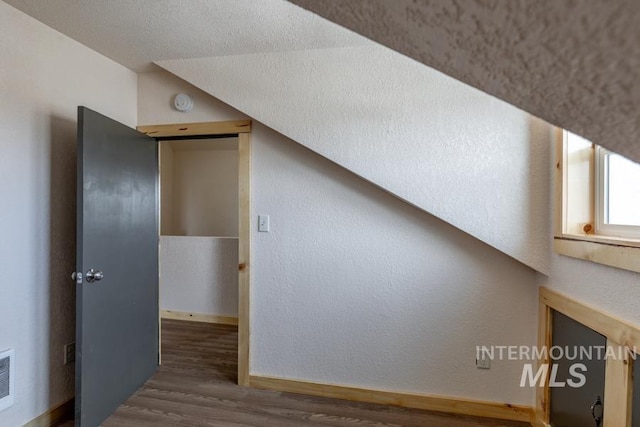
[
  {"left": 258, "top": 215, "right": 270, "bottom": 232},
  {"left": 64, "top": 342, "right": 75, "bottom": 365}
]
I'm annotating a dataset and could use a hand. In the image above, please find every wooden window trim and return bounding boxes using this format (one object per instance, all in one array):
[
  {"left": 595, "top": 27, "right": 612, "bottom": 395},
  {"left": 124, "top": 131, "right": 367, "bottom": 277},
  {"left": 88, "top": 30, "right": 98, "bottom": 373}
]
[
  {"left": 554, "top": 128, "right": 640, "bottom": 273},
  {"left": 594, "top": 146, "right": 640, "bottom": 239}
]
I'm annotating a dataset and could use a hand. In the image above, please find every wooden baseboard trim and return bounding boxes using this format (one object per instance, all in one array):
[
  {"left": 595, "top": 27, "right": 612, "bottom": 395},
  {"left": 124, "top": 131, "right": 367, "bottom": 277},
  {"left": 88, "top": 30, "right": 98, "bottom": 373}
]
[
  {"left": 23, "top": 398, "right": 74, "bottom": 427},
  {"left": 249, "top": 375, "right": 533, "bottom": 424},
  {"left": 532, "top": 417, "right": 549, "bottom": 427},
  {"left": 161, "top": 310, "right": 238, "bottom": 325}
]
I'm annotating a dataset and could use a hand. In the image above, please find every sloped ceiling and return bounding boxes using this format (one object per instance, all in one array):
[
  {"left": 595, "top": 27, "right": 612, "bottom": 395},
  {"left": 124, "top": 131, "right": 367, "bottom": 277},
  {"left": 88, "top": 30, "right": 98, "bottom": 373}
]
[
  {"left": 287, "top": 0, "right": 640, "bottom": 164},
  {"left": 2, "top": 0, "right": 369, "bottom": 72},
  {"left": 6, "top": 0, "right": 639, "bottom": 159},
  {"left": 7, "top": 0, "right": 639, "bottom": 159}
]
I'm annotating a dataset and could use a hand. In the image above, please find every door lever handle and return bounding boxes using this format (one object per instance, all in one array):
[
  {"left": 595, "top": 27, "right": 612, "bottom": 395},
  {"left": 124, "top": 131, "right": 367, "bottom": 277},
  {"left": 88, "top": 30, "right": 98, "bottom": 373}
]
[
  {"left": 85, "top": 269, "right": 104, "bottom": 283},
  {"left": 591, "top": 395, "right": 603, "bottom": 427}
]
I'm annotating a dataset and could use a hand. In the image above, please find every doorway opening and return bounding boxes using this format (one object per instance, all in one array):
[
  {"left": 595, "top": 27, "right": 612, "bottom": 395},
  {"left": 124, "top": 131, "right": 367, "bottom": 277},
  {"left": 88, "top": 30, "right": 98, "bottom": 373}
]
[
  {"left": 159, "top": 137, "right": 239, "bottom": 326},
  {"left": 138, "top": 120, "right": 251, "bottom": 386}
]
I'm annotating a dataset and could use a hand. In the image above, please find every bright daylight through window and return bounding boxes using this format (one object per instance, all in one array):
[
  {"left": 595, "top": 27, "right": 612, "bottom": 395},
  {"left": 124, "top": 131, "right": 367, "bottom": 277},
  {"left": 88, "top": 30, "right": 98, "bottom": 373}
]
[
  {"left": 564, "top": 131, "right": 640, "bottom": 239},
  {"left": 595, "top": 146, "right": 640, "bottom": 237}
]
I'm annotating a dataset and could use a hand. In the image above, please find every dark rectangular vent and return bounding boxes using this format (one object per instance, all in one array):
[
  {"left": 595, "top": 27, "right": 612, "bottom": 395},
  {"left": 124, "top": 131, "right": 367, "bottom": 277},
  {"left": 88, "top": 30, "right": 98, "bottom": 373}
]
[
  {"left": 0, "top": 356, "right": 9, "bottom": 399},
  {"left": 0, "top": 349, "right": 14, "bottom": 411}
]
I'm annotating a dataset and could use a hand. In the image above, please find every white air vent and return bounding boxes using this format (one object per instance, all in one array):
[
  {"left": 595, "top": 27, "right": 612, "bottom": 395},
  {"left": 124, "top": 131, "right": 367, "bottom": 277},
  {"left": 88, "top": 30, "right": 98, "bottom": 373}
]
[{"left": 0, "top": 349, "right": 14, "bottom": 412}]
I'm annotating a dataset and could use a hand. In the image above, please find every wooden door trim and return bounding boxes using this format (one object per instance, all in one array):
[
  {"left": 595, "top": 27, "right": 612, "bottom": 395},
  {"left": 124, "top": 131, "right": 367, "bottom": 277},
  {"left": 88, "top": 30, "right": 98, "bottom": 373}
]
[
  {"left": 537, "top": 287, "right": 638, "bottom": 427},
  {"left": 237, "top": 132, "right": 251, "bottom": 386},
  {"left": 138, "top": 120, "right": 251, "bottom": 137},
  {"left": 160, "top": 310, "right": 239, "bottom": 326},
  {"left": 138, "top": 120, "right": 251, "bottom": 387}
]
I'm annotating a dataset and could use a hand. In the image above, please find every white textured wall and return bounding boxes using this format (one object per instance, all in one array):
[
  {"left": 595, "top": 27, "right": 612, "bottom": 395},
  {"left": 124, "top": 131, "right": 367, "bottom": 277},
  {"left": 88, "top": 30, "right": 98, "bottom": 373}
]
[
  {"left": 139, "top": 69, "right": 540, "bottom": 406},
  {"left": 171, "top": 147, "right": 238, "bottom": 237},
  {"left": 138, "top": 69, "right": 247, "bottom": 125},
  {"left": 160, "top": 142, "right": 174, "bottom": 234},
  {"left": 157, "top": 44, "right": 552, "bottom": 274},
  {"left": 542, "top": 256, "right": 640, "bottom": 322},
  {"left": 160, "top": 237, "right": 238, "bottom": 317},
  {"left": 251, "top": 122, "right": 538, "bottom": 404},
  {"left": 0, "top": 2, "right": 138, "bottom": 426}
]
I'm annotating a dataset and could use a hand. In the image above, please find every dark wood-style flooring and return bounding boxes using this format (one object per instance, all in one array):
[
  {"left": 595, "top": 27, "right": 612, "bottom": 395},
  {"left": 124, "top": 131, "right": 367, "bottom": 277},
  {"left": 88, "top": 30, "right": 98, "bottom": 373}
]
[{"left": 59, "top": 319, "right": 529, "bottom": 427}]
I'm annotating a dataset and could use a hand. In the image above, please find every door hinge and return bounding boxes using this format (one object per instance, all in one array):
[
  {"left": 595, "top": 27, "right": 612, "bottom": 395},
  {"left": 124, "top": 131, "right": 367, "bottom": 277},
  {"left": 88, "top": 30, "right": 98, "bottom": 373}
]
[{"left": 71, "top": 271, "right": 83, "bottom": 284}]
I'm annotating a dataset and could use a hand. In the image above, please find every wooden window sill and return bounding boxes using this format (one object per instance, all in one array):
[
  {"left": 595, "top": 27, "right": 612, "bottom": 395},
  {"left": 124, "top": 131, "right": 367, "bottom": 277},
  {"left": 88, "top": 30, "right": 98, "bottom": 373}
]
[{"left": 554, "top": 234, "right": 640, "bottom": 273}]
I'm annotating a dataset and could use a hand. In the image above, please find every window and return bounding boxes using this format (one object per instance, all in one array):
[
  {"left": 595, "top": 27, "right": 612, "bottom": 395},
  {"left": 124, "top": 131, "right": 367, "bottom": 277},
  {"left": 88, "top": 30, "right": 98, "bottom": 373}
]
[
  {"left": 595, "top": 146, "right": 640, "bottom": 238},
  {"left": 555, "top": 130, "right": 640, "bottom": 273}
]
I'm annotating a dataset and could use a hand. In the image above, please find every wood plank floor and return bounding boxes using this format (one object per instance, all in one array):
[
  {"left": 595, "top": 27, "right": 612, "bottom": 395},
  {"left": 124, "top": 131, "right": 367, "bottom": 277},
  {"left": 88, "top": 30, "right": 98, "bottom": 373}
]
[{"left": 59, "top": 319, "right": 530, "bottom": 427}]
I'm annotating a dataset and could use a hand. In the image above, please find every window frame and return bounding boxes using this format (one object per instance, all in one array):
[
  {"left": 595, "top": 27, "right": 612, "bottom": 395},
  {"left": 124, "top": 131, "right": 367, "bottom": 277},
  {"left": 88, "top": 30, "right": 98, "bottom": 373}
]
[
  {"left": 554, "top": 129, "right": 640, "bottom": 273},
  {"left": 594, "top": 146, "right": 640, "bottom": 239}
]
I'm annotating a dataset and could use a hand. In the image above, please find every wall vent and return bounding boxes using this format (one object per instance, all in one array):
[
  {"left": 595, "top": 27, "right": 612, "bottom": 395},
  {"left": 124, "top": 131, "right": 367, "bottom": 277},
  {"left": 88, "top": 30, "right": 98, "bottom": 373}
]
[{"left": 0, "top": 349, "right": 14, "bottom": 412}]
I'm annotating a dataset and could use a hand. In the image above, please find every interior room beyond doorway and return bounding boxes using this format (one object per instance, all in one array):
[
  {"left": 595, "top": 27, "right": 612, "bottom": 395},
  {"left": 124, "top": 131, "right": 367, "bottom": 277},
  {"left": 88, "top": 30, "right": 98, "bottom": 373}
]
[{"left": 159, "top": 137, "right": 240, "bottom": 326}]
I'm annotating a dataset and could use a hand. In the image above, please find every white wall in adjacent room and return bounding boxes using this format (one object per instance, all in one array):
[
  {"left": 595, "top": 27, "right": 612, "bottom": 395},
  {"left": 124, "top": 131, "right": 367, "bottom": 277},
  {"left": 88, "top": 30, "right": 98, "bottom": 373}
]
[
  {"left": 160, "top": 141, "right": 175, "bottom": 234},
  {"left": 160, "top": 236, "right": 238, "bottom": 317},
  {"left": 159, "top": 137, "right": 239, "bottom": 317},
  {"left": 162, "top": 139, "right": 238, "bottom": 237}
]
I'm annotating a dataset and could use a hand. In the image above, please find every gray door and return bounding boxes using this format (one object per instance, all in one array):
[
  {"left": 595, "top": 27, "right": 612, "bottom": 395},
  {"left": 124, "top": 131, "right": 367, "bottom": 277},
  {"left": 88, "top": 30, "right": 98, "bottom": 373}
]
[
  {"left": 632, "top": 356, "right": 640, "bottom": 425},
  {"left": 550, "top": 311, "right": 606, "bottom": 427},
  {"left": 75, "top": 107, "right": 159, "bottom": 427}
]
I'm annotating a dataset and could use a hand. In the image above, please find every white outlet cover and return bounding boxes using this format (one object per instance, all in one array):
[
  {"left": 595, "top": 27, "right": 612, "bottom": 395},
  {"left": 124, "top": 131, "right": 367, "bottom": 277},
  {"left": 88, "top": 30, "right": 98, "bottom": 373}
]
[
  {"left": 258, "top": 215, "right": 270, "bottom": 232},
  {"left": 476, "top": 356, "right": 491, "bottom": 370}
]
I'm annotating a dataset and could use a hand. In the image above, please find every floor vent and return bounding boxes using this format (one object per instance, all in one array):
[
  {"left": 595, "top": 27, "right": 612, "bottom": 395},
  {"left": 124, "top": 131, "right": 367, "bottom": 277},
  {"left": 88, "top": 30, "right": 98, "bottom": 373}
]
[{"left": 0, "top": 349, "right": 14, "bottom": 411}]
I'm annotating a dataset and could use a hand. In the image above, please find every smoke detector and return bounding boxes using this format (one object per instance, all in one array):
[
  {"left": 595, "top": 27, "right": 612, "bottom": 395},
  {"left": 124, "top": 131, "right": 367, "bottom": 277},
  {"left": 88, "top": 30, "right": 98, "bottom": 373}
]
[{"left": 174, "top": 93, "right": 193, "bottom": 112}]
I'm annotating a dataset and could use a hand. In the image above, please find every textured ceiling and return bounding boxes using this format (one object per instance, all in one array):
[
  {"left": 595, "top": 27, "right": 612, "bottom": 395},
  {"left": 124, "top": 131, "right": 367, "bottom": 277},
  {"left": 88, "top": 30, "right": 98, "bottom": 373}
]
[
  {"left": 7, "top": 0, "right": 640, "bottom": 162},
  {"left": 3, "top": 0, "right": 368, "bottom": 72},
  {"left": 286, "top": 0, "right": 640, "bottom": 163}
]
